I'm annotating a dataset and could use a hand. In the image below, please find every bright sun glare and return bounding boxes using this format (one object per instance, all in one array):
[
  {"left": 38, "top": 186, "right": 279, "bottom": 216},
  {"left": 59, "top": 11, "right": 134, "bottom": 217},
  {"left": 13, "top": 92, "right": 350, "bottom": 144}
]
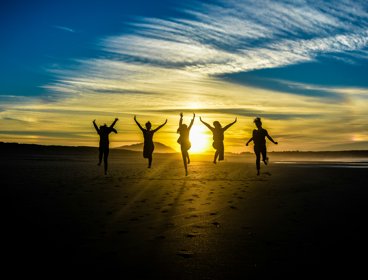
[{"left": 190, "top": 124, "right": 211, "bottom": 153}]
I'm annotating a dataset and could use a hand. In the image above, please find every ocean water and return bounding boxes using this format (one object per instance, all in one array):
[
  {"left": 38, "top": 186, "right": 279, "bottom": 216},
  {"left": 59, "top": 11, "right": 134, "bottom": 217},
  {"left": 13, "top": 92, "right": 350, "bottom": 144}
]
[{"left": 274, "top": 160, "right": 368, "bottom": 168}]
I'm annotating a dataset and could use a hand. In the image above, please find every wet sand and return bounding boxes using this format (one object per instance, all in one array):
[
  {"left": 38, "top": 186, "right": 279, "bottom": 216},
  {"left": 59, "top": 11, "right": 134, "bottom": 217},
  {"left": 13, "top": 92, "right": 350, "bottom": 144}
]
[{"left": 3, "top": 148, "right": 368, "bottom": 278}]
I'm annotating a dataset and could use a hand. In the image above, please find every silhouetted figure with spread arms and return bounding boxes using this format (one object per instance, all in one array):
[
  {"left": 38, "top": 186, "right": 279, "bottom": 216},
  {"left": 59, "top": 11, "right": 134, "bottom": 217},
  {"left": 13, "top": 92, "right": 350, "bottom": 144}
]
[
  {"left": 246, "top": 117, "right": 278, "bottom": 175},
  {"left": 177, "top": 112, "right": 195, "bottom": 176},
  {"left": 134, "top": 115, "right": 167, "bottom": 168},
  {"left": 200, "top": 117, "right": 237, "bottom": 164},
  {"left": 93, "top": 118, "right": 118, "bottom": 175}
]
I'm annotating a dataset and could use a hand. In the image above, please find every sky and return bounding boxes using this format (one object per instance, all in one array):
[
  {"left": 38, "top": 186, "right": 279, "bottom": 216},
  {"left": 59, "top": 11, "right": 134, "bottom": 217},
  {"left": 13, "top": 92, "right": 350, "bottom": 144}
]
[{"left": 1, "top": 0, "right": 368, "bottom": 153}]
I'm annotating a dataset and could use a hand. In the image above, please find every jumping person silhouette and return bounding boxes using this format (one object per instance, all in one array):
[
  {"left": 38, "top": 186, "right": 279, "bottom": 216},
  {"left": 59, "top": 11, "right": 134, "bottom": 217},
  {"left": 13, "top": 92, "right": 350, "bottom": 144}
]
[
  {"left": 246, "top": 117, "right": 278, "bottom": 175},
  {"left": 200, "top": 117, "right": 237, "bottom": 164},
  {"left": 177, "top": 112, "right": 195, "bottom": 176},
  {"left": 134, "top": 115, "right": 167, "bottom": 168},
  {"left": 93, "top": 118, "right": 118, "bottom": 175}
]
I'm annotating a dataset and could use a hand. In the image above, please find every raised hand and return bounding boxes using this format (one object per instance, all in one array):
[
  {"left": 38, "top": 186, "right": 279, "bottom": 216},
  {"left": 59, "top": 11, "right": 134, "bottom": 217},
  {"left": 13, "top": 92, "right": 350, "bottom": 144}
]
[{"left": 180, "top": 112, "right": 183, "bottom": 118}]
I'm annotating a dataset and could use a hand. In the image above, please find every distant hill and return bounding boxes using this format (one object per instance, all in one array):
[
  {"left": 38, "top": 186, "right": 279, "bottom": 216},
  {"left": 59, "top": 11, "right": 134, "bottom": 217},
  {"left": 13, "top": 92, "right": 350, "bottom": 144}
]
[{"left": 116, "top": 142, "right": 176, "bottom": 153}]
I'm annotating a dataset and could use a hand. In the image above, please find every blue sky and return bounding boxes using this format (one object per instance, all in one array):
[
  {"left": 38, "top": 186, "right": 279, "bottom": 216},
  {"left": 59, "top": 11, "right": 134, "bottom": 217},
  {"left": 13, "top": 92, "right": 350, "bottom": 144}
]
[{"left": 1, "top": 0, "right": 368, "bottom": 151}]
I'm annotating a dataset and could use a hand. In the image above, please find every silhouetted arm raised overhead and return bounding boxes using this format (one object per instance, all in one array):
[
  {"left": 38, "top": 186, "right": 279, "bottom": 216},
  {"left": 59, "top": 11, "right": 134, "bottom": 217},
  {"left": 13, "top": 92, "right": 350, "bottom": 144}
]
[
  {"left": 266, "top": 131, "right": 278, "bottom": 144},
  {"left": 134, "top": 115, "right": 145, "bottom": 132},
  {"left": 177, "top": 113, "right": 183, "bottom": 133},
  {"left": 223, "top": 117, "right": 237, "bottom": 131},
  {"left": 153, "top": 119, "right": 167, "bottom": 133},
  {"left": 200, "top": 117, "right": 214, "bottom": 132},
  {"left": 110, "top": 118, "right": 119, "bottom": 128},
  {"left": 188, "top": 113, "right": 195, "bottom": 130},
  {"left": 93, "top": 120, "right": 100, "bottom": 134}
]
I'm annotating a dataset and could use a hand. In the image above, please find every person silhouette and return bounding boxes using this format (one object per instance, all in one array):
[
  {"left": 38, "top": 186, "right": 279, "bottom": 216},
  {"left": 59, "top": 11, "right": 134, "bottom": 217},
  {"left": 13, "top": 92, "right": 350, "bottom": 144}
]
[
  {"left": 200, "top": 117, "right": 237, "bottom": 164},
  {"left": 134, "top": 116, "right": 167, "bottom": 168},
  {"left": 246, "top": 117, "right": 278, "bottom": 175},
  {"left": 93, "top": 118, "right": 118, "bottom": 175},
  {"left": 177, "top": 112, "right": 195, "bottom": 176}
]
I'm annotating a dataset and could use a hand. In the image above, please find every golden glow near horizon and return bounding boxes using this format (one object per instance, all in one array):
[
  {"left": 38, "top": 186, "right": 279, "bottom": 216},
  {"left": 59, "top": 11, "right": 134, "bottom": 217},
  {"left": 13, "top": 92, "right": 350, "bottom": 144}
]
[{"left": 1, "top": 77, "right": 368, "bottom": 153}]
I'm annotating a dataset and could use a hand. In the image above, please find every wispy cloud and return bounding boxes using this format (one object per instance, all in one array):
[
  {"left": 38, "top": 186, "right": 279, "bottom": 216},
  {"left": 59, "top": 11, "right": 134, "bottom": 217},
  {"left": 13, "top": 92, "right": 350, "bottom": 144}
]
[{"left": 53, "top": 25, "right": 76, "bottom": 33}]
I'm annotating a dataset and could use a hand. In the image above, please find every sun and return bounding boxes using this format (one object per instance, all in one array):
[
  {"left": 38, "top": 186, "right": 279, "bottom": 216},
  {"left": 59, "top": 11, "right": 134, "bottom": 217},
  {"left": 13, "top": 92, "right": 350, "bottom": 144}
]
[{"left": 190, "top": 124, "right": 211, "bottom": 153}]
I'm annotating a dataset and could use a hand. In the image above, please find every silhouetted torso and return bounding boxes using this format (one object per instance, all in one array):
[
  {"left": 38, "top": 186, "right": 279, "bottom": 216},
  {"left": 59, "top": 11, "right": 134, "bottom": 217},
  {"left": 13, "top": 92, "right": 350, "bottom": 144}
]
[
  {"left": 178, "top": 128, "right": 191, "bottom": 149},
  {"left": 143, "top": 130, "right": 154, "bottom": 145},
  {"left": 98, "top": 127, "right": 116, "bottom": 147},
  {"left": 143, "top": 130, "right": 155, "bottom": 157},
  {"left": 213, "top": 128, "right": 224, "bottom": 143},
  {"left": 252, "top": 128, "right": 268, "bottom": 147}
]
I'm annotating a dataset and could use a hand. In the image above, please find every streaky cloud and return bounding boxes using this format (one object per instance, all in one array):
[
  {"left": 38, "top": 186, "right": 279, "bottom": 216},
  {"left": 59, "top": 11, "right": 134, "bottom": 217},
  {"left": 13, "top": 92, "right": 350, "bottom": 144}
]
[{"left": 53, "top": 25, "right": 76, "bottom": 33}]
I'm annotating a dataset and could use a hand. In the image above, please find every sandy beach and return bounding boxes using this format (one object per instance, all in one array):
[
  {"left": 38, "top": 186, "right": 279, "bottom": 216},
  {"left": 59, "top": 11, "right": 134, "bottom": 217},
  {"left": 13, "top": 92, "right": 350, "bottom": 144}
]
[{"left": 3, "top": 145, "right": 368, "bottom": 278}]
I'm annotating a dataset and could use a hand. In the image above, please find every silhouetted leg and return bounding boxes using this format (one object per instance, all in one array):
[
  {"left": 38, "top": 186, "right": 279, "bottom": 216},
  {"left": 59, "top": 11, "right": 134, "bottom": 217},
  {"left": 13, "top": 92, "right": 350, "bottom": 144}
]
[
  {"left": 187, "top": 153, "right": 190, "bottom": 164},
  {"left": 214, "top": 150, "right": 219, "bottom": 164},
  {"left": 261, "top": 147, "right": 268, "bottom": 165},
  {"left": 148, "top": 155, "right": 152, "bottom": 168},
  {"left": 104, "top": 148, "right": 109, "bottom": 175},
  {"left": 98, "top": 147, "right": 103, "bottom": 165},
  {"left": 254, "top": 146, "right": 261, "bottom": 175},
  {"left": 181, "top": 149, "right": 188, "bottom": 176}
]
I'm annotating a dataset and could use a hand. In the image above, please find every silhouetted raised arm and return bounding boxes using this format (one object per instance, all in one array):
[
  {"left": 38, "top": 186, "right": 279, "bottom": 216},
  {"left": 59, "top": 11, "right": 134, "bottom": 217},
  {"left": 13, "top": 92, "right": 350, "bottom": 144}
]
[
  {"left": 93, "top": 120, "right": 100, "bottom": 134},
  {"left": 153, "top": 119, "right": 167, "bottom": 133},
  {"left": 134, "top": 115, "right": 145, "bottom": 132},
  {"left": 200, "top": 117, "right": 214, "bottom": 132},
  {"left": 266, "top": 132, "right": 278, "bottom": 144},
  {"left": 177, "top": 113, "right": 183, "bottom": 133},
  {"left": 223, "top": 117, "right": 237, "bottom": 131},
  {"left": 188, "top": 113, "right": 195, "bottom": 130},
  {"left": 109, "top": 118, "right": 118, "bottom": 129}
]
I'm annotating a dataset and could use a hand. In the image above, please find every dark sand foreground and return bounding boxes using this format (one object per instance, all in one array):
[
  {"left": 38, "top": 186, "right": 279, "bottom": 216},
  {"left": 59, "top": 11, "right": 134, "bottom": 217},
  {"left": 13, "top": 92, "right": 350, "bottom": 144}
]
[{"left": 3, "top": 147, "right": 368, "bottom": 278}]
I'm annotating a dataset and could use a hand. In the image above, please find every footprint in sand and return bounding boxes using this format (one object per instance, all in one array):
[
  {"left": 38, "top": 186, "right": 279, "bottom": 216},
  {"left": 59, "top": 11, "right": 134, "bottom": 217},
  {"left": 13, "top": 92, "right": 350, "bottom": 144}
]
[
  {"left": 212, "top": 221, "right": 220, "bottom": 227},
  {"left": 185, "top": 214, "right": 199, "bottom": 219},
  {"left": 230, "top": 205, "right": 238, "bottom": 210},
  {"left": 177, "top": 250, "right": 194, "bottom": 258},
  {"left": 186, "top": 233, "right": 200, "bottom": 238}
]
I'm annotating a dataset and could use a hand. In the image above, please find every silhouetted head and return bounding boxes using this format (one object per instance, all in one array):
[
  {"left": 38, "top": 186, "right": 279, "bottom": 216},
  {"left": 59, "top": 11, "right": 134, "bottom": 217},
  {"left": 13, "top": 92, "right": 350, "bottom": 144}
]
[
  {"left": 254, "top": 117, "right": 262, "bottom": 128},
  {"left": 145, "top": 121, "right": 152, "bottom": 130},
  {"left": 100, "top": 124, "right": 107, "bottom": 130},
  {"left": 213, "top": 121, "right": 221, "bottom": 129}
]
